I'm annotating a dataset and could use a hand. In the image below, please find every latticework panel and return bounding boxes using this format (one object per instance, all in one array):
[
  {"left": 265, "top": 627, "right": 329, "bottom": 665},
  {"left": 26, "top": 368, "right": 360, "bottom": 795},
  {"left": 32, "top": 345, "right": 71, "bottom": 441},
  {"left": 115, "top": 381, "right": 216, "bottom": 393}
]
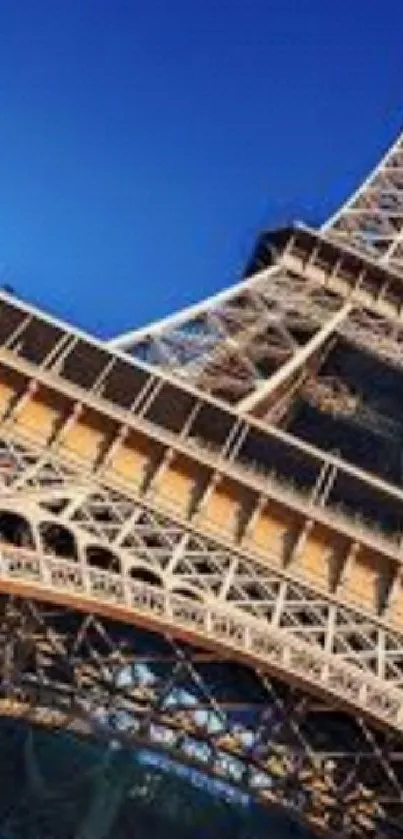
[
  {"left": 324, "top": 132, "right": 403, "bottom": 271},
  {"left": 0, "top": 426, "right": 400, "bottom": 836},
  {"left": 109, "top": 226, "right": 403, "bottom": 425},
  {"left": 0, "top": 278, "right": 402, "bottom": 835},
  {"left": 0, "top": 428, "right": 403, "bottom": 733},
  {"left": 0, "top": 594, "right": 401, "bottom": 838}
]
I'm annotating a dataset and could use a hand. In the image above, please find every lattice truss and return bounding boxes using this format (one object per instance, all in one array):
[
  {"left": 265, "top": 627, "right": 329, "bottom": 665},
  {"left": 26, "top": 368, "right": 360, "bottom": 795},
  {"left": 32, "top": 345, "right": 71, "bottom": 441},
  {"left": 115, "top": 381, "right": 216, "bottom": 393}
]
[
  {"left": 1, "top": 131, "right": 403, "bottom": 838},
  {"left": 109, "top": 254, "right": 403, "bottom": 419},
  {"left": 1, "top": 596, "right": 403, "bottom": 839},
  {"left": 0, "top": 432, "right": 402, "bottom": 836},
  {"left": 324, "top": 133, "right": 403, "bottom": 270}
]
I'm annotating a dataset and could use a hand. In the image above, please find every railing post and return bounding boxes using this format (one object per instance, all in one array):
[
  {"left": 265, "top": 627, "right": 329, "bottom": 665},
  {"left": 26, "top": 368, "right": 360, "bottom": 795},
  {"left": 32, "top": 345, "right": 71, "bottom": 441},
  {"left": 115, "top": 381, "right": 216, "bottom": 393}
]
[
  {"left": 122, "top": 572, "right": 131, "bottom": 606},
  {"left": 81, "top": 560, "right": 91, "bottom": 596},
  {"left": 40, "top": 553, "right": 51, "bottom": 586}
]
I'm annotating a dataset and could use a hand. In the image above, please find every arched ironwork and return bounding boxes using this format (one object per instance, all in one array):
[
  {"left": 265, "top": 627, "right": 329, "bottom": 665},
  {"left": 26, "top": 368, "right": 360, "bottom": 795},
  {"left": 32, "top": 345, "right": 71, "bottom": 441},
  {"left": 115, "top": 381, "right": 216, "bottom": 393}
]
[
  {"left": 129, "top": 566, "right": 163, "bottom": 587},
  {"left": 0, "top": 126, "right": 401, "bottom": 838},
  {"left": 0, "top": 593, "right": 400, "bottom": 839},
  {"left": 86, "top": 545, "right": 121, "bottom": 574},
  {"left": 0, "top": 510, "right": 34, "bottom": 549},
  {"left": 39, "top": 521, "right": 78, "bottom": 561}
]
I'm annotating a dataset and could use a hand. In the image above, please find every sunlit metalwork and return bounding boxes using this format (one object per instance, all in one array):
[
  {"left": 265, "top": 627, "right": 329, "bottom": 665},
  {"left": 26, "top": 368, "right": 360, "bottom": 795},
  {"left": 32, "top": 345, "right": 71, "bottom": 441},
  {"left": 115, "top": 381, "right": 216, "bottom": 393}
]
[{"left": 0, "top": 132, "right": 403, "bottom": 837}]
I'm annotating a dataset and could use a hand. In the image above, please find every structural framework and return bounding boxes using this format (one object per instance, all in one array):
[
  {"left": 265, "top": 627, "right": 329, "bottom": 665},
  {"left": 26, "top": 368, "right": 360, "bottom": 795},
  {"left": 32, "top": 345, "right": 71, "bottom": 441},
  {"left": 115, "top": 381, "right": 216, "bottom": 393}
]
[{"left": 0, "top": 132, "right": 403, "bottom": 838}]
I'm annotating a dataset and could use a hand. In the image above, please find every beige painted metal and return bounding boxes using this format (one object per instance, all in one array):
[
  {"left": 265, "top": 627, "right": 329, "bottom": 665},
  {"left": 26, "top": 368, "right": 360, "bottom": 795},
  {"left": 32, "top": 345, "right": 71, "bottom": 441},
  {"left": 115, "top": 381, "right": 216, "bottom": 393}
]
[
  {"left": 107, "top": 226, "right": 403, "bottom": 421},
  {"left": 0, "top": 397, "right": 402, "bottom": 734},
  {"left": 238, "top": 299, "right": 352, "bottom": 412},
  {"left": 324, "top": 130, "right": 403, "bottom": 269},
  {"left": 0, "top": 542, "right": 402, "bottom": 734},
  {"left": 0, "top": 252, "right": 402, "bottom": 735}
]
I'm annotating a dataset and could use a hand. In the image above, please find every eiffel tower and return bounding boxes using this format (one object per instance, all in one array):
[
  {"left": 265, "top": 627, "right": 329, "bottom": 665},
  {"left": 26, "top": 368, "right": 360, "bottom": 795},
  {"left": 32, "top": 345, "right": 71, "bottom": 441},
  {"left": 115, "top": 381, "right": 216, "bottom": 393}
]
[{"left": 0, "top": 132, "right": 402, "bottom": 839}]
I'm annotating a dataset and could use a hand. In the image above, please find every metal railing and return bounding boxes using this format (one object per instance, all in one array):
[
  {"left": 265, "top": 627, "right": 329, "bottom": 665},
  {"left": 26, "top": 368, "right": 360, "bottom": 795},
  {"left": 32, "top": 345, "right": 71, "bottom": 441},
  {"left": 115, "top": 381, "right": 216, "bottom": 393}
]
[{"left": 0, "top": 544, "right": 402, "bottom": 734}]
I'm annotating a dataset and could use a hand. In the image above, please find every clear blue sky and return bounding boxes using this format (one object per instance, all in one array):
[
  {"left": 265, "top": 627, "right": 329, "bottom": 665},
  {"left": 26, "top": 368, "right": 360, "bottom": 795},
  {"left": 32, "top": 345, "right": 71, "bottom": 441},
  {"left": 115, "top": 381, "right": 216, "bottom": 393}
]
[{"left": 0, "top": 0, "right": 402, "bottom": 338}]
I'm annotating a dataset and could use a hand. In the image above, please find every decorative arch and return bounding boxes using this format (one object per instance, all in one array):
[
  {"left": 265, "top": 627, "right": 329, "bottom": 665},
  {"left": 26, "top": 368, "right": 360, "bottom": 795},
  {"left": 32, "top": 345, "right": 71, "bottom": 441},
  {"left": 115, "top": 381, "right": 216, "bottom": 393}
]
[
  {"left": 39, "top": 521, "right": 78, "bottom": 561},
  {"left": 0, "top": 596, "right": 395, "bottom": 839},
  {"left": 86, "top": 545, "right": 121, "bottom": 574},
  {"left": 171, "top": 585, "right": 203, "bottom": 601},
  {"left": 129, "top": 565, "right": 163, "bottom": 587},
  {"left": 0, "top": 510, "right": 35, "bottom": 548}
]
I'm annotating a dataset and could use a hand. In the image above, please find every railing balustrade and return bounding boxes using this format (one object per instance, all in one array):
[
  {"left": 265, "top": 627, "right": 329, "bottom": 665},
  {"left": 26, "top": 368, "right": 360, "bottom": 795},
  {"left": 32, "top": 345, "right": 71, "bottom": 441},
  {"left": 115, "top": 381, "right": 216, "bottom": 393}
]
[{"left": 0, "top": 543, "right": 402, "bottom": 733}]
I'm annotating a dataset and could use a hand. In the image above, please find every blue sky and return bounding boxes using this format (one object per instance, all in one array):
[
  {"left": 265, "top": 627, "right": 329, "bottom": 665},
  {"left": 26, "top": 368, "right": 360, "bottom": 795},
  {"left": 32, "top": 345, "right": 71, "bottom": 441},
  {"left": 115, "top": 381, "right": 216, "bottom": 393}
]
[{"left": 0, "top": 0, "right": 402, "bottom": 338}]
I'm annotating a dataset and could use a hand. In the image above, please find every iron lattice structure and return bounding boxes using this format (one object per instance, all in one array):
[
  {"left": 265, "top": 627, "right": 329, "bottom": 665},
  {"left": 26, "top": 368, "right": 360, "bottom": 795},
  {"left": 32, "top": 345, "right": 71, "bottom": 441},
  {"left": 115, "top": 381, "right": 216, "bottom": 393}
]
[
  {"left": 0, "top": 132, "right": 402, "bottom": 837},
  {"left": 324, "top": 133, "right": 403, "bottom": 268}
]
